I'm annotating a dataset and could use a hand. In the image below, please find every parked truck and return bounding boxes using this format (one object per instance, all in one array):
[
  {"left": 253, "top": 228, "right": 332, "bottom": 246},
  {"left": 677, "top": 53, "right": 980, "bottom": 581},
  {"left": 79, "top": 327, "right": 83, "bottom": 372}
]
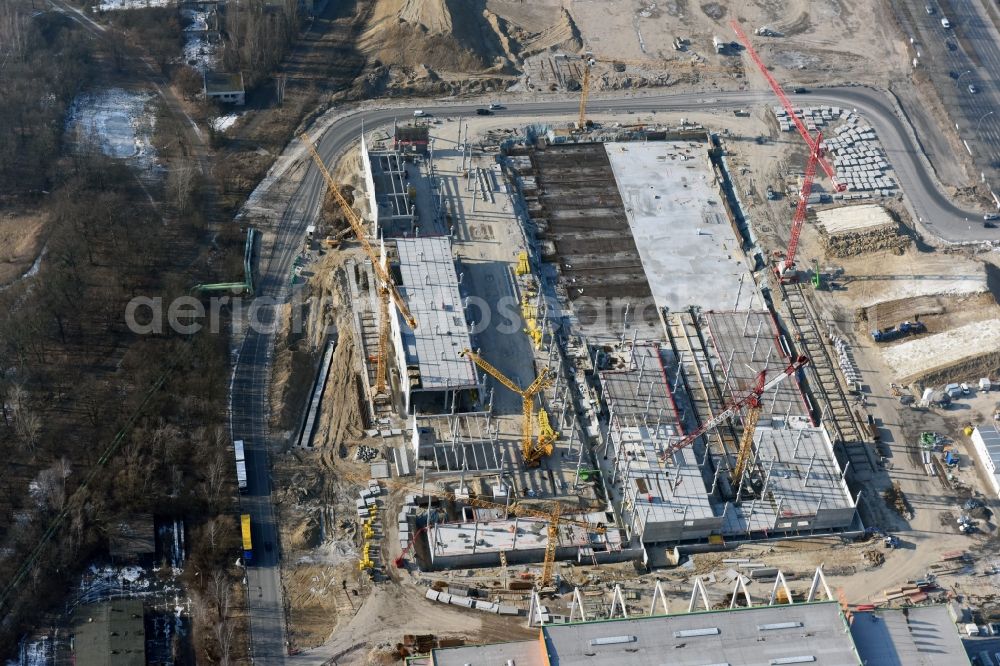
[
  {"left": 871, "top": 320, "right": 926, "bottom": 343},
  {"left": 241, "top": 513, "right": 253, "bottom": 562},
  {"left": 234, "top": 439, "right": 248, "bottom": 492}
]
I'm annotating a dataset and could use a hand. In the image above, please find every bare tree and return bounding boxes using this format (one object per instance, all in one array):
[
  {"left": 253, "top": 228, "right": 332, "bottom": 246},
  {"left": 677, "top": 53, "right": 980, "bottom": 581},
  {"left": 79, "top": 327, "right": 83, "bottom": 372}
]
[
  {"left": 214, "top": 618, "right": 235, "bottom": 666},
  {"left": 210, "top": 569, "right": 232, "bottom": 619},
  {"left": 204, "top": 447, "right": 229, "bottom": 510},
  {"left": 167, "top": 164, "right": 198, "bottom": 213},
  {"left": 10, "top": 384, "right": 40, "bottom": 454},
  {"left": 31, "top": 458, "right": 72, "bottom": 511}
]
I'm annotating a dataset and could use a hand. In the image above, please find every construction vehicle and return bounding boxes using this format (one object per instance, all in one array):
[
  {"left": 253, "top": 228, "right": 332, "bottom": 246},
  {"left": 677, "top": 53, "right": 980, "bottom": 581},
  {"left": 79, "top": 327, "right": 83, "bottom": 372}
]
[
  {"left": 871, "top": 320, "right": 925, "bottom": 343},
  {"left": 340, "top": 469, "right": 605, "bottom": 589},
  {"left": 660, "top": 355, "right": 809, "bottom": 491},
  {"left": 459, "top": 349, "right": 557, "bottom": 467},
  {"left": 300, "top": 133, "right": 419, "bottom": 401}
]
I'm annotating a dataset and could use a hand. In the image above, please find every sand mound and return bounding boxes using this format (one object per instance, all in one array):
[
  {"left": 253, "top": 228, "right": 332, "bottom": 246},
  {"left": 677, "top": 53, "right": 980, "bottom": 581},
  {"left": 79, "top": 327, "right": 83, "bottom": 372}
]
[
  {"left": 360, "top": 0, "right": 581, "bottom": 75},
  {"left": 362, "top": 0, "right": 509, "bottom": 72},
  {"left": 397, "top": 0, "right": 453, "bottom": 33},
  {"left": 516, "top": 8, "right": 583, "bottom": 59}
]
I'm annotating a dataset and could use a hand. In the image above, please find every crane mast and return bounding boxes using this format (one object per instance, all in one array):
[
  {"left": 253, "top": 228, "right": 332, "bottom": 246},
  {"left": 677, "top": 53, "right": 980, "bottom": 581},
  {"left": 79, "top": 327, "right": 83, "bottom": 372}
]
[
  {"left": 661, "top": 355, "right": 809, "bottom": 487},
  {"left": 459, "top": 349, "right": 555, "bottom": 466},
  {"left": 300, "top": 132, "right": 419, "bottom": 398},
  {"left": 577, "top": 55, "right": 595, "bottom": 128},
  {"left": 782, "top": 136, "right": 822, "bottom": 277},
  {"left": 341, "top": 469, "right": 605, "bottom": 588}
]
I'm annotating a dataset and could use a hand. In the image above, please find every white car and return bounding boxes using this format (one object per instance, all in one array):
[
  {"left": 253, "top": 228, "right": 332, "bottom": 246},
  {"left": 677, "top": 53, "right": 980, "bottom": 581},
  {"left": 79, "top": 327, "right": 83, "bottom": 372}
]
[{"left": 413, "top": 110, "right": 425, "bottom": 117}]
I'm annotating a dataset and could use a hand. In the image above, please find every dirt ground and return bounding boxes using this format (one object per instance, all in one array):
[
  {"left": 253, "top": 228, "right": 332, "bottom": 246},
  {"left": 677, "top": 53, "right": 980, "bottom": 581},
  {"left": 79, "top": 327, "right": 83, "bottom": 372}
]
[
  {"left": 260, "top": 101, "right": 996, "bottom": 657},
  {"left": 565, "top": 0, "right": 909, "bottom": 85},
  {"left": 0, "top": 209, "right": 47, "bottom": 287},
  {"left": 350, "top": 0, "right": 913, "bottom": 98}
]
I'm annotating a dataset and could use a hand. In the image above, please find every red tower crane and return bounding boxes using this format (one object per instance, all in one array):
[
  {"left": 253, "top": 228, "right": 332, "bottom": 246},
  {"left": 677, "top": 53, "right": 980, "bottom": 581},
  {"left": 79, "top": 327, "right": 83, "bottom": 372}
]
[
  {"left": 660, "top": 355, "right": 810, "bottom": 485},
  {"left": 730, "top": 20, "right": 845, "bottom": 193},
  {"left": 781, "top": 132, "right": 822, "bottom": 278}
]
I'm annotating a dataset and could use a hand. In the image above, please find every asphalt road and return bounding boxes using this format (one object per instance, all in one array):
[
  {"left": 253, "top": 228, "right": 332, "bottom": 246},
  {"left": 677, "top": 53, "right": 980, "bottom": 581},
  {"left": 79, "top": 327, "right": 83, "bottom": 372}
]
[
  {"left": 231, "top": 154, "right": 331, "bottom": 661},
  {"left": 233, "top": 83, "right": 1000, "bottom": 665},
  {"left": 913, "top": 0, "right": 1000, "bottom": 196},
  {"left": 305, "top": 87, "right": 1000, "bottom": 242}
]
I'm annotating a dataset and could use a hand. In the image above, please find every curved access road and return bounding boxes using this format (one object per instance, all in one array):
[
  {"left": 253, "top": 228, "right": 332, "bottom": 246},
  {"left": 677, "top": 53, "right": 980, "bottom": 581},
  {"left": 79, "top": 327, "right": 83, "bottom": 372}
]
[
  {"left": 236, "top": 82, "right": 996, "bottom": 666},
  {"left": 305, "top": 86, "right": 998, "bottom": 244}
]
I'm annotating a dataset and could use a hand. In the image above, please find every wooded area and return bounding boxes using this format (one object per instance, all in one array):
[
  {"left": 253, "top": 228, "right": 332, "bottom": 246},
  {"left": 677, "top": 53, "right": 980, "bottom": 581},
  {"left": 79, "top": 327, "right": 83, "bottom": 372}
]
[
  {"left": 0, "top": 1, "right": 252, "bottom": 660},
  {"left": 0, "top": 4, "right": 95, "bottom": 196}
]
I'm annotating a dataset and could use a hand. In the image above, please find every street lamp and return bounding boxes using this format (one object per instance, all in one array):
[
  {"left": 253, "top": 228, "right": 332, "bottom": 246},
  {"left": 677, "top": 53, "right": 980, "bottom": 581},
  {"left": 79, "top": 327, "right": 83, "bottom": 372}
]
[{"left": 976, "top": 110, "right": 995, "bottom": 132}]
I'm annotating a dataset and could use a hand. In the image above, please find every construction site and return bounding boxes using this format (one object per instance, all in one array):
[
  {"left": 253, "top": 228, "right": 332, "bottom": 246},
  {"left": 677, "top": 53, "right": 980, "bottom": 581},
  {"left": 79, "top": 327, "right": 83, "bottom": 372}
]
[{"left": 264, "top": 19, "right": 1000, "bottom": 665}]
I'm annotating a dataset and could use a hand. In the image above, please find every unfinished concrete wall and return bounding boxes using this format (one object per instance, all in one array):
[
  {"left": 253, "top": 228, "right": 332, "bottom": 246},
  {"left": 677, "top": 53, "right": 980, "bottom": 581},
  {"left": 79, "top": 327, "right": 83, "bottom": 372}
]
[
  {"left": 361, "top": 135, "right": 379, "bottom": 228},
  {"left": 635, "top": 514, "right": 723, "bottom": 543}
]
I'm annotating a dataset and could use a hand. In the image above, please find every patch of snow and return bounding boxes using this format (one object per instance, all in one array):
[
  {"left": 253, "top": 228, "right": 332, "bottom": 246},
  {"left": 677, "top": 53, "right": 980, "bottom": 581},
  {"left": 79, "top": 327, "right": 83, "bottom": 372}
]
[
  {"left": 182, "top": 32, "right": 220, "bottom": 73},
  {"left": 6, "top": 636, "right": 52, "bottom": 666},
  {"left": 96, "top": 0, "right": 174, "bottom": 11},
  {"left": 77, "top": 563, "right": 153, "bottom": 603},
  {"left": 66, "top": 88, "right": 159, "bottom": 173},
  {"left": 24, "top": 246, "right": 45, "bottom": 279},
  {"left": 211, "top": 114, "right": 239, "bottom": 132},
  {"left": 181, "top": 7, "right": 209, "bottom": 31}
]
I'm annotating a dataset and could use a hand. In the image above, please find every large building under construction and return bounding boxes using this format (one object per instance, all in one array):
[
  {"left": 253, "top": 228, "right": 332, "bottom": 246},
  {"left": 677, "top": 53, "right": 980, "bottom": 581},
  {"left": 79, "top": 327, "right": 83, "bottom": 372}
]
[
  {"left": 509, "top": 132, "right": 861, "bottom": 556},
  {"left": 356, "top": 124, "right": 863, "bottom": 576}
]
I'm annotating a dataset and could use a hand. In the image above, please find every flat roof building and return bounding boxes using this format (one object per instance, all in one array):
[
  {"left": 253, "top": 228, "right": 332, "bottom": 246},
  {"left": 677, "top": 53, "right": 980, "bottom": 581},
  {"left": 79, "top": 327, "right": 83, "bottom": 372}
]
[
  {"left": 612, "top": 424, "right": 722, "bottom": 544},
  {"left": 72, "top": 599, "right": 146, "bottom": 666},
  {"left": 850, "top": 605, "right": 970, "bottom": 666},
  {"left": 604, "top": 141, "right": 753, "bottom": 313},
  {"left": 390, "top": 237, "right": 481, "bottom": 414},
  {"left": 108, "top": 514, "right": 155, "bottom": 561},
  {"left": 203, "top": 71, "right": 245, "bottom": 105},
  {"left": 428, "top": 512, "right": 623, "bottom": 570},
  {"left": 429, "top": 601, "right": 862, "bottom": 665},
  {"left": 426, "top": 602, "right": 970, "bottom": 665},
  {"left": 971, "top": 424, "right": 1000, "bottom": 497},
  {"left": 721, "top": 419, "right": 858, "bottom": 537},
  {"left": 361, "top": 135, "right": 418, "bottom": 236}
]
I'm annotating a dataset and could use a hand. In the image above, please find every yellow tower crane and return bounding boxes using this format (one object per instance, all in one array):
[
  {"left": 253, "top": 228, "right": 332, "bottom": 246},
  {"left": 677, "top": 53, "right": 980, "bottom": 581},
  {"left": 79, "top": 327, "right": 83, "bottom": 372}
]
[
  {"left": 341, "top": 470, "right": 605, "bottom": 588},
  {"left": 301, "top": 133, "right": 419, "bottom": 401},
  {"left": 659, "top": 355, "right": 810, "bottom": 493},
  {"left": 459, "top": 349, "right": 556, "bottom": 467}
]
